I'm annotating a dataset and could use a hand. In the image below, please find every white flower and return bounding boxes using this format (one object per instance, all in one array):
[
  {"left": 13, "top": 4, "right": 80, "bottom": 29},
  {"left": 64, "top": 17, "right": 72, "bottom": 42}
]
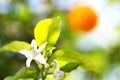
[
  {"left": 53, "top": 60, "right": 64, "bottom": 80},
  {"left": 48, "top": 60, "right": 64, "bottom": 80},
  {"left": 46, "top": 60, "right": 64, "bottom": 80},
  {"left": 19, "top": 39, "right": 47, "bottom": 67}
]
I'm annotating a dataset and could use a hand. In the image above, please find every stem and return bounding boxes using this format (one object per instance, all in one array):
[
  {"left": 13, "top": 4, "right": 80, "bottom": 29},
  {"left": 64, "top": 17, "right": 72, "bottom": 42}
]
[
  {"left": 36, "top": 62, "right": 45, "bottom": 80},
  {"left": 41, "top": 64, "right": 45, "bottom": 80}
]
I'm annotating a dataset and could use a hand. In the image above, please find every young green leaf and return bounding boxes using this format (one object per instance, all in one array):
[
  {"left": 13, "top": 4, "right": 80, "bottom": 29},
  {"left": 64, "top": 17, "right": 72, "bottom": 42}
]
[
  {"left": 0, "top": 41, "right": 31, "bottom": 52},
  {"left": 49, "top": 49, "right": 101, "bottom": 73},
  {"left": 34, "top": 17, "right": 61, "bottom": 50},
  {"left": 4, "top": 67, "right": 39, "bottom": 80}
]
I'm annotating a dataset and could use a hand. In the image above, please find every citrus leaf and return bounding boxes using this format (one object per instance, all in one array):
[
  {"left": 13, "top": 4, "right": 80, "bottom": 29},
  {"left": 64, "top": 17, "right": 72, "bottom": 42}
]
[
  {"left": 0, "top": 41, "right": 31, "bottom": 52},
  {"left": 49, "top": 49, "right": 101, "bottom": 73},
  {"left": 4, "top": 67, "right": 39, "bottom": 80},
  {"left": 34, "top": 17, "right": 61, "bottom": 50}
]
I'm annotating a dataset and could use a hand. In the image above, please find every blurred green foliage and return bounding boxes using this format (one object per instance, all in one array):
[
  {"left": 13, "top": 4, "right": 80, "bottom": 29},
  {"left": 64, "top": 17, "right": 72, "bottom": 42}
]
[{"left": 0, "top": 0, "right": 120, "bottom": 80}]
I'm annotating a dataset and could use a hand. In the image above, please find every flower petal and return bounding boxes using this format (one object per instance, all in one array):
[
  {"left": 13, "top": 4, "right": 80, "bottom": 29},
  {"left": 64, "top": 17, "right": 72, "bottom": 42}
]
[
  {"left": 26, "top": 57, "right": 33, "bottom": 67},
  {"left": 31, "top": 39, "right": 37, "bottom": 51},
  {"left": 54, "top": 60, "right": 60, "bottom": 71},
  {"left": 50, "top": 47, "right": 56, "bottom": 55},
  {"left": 58, "top": 71, "right": 64, "bottom": 77},
  {"left": 19, "top": 50, "right": 32, "bottom": 58},
  {"left": 37, "top": 42, "right": 48, "bottom": 53},
  {"left": 34, "top": 54, "right": 46, "bottom": 64},
  {"left": 53, "top": 71, "right": 64, "bottom": 80}
]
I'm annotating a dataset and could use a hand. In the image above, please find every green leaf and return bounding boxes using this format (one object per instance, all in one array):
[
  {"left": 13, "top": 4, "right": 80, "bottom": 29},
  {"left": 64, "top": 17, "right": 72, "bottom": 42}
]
[
  {"left": 0, "top": 41, "right": 31, "bottom": 52},
  {"left": 34, "top": 17, "right": 61, "bottom": 50},
  {"left": 60, "top": 62, "right": 80, "bottom": 72},
  {"left": 4, "top": 67, "right": 39, "bottom": 80},
  {"left": 49, "top": 50, "right": 101, "bottom": 73}
]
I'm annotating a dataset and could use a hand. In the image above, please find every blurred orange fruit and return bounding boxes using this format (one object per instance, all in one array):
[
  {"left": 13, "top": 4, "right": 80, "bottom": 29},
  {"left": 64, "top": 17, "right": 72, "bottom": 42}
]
[{"left": 67, "top": 6, "right": 98, "bottom": 32}]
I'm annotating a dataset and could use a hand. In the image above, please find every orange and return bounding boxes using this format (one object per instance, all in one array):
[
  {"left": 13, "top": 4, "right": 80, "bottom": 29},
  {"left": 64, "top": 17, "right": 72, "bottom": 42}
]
[{"left": 67, "top": 6, "right": 98, "bottom": 32}]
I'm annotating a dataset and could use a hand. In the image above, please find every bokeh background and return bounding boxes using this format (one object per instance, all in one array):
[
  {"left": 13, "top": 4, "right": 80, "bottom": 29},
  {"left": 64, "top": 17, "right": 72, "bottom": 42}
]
[{"left": 0, "top": 0, "right": 120, "bottom": 80}]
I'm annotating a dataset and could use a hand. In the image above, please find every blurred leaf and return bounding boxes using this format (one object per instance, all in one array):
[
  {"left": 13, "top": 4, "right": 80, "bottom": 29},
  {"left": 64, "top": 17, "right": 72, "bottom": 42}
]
[
  {"left": 109, "top": 43, "right": 120, "bottom": 64},
  {"left": 4, "top": 67, "right": 38, "bottom": 80},
  {"left": 4, "top": 76, "right": 14, "bottom": 80},
  {"left": 0, "top": 41, "right": 31, "bottom": 52},
  {"left": 87, "top": 50, "right": 108, "bottom": 69},
  {"left": 64, "top": 70, "right": 83, "bottom": 80},
  {"left": 109, "top": 0, "right": 120, "bottom": 4},
  {"left": 34, "top": 17, "right": 61, "bottom": 50},
  {"left": 14, "top": 3, "right": 32, "bottom": 21},
  {"left": 45, "top": 78, "right": 54, "bottom": 80},
  {"left": 116, "top": 26, "right": 120, "bottom": 32},
  {"left": 49, "top": 50, "right": 101, "bottom": 73}
]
